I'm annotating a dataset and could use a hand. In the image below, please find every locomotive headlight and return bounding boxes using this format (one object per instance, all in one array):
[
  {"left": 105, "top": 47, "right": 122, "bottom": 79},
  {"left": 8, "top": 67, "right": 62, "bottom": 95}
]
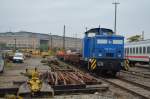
[
  {"left": 89, "top": 59, "right": 92, "bottom": 61},
  {"left": 99, "top": 53, "right": 102, "bottom": 57},
  {"left": 85, "top": 58, "right": 88, "bottom": 61},
  {"left": 118, "top": 54, "right": 121, "bottom": 57}
]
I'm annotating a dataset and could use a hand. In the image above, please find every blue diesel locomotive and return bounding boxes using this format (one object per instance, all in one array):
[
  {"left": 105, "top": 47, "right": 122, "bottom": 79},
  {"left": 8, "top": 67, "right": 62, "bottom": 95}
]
[{"left": 83, "top": 28, "right": 124, "bottom": 75}]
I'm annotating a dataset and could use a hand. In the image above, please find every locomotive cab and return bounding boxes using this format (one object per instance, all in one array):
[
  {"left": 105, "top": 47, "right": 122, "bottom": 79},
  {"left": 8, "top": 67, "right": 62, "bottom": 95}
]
[{"left": 83, "top": 28, "right": 124, "bottom": 76}]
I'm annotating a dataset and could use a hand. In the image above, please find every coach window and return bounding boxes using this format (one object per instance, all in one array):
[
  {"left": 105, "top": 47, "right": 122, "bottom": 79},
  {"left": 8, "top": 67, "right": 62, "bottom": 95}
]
[
  {"left": 133, "top": 48, "right": 135, "bottom": 54},
  {"left": 130, "top": 48, "right": 132, "bottom": 54},
  {"left": 127, "top": 48, "right": 129, "bottom": 54},
  {"left": 126, "top": 48, "right": 129, "bottom": 54},
  {"left": 143, "top": 47, "right": 146, "bottom": 54},
  {"left": 136, "top": 47, "right": 138, "bottom": 54},
  {"left": 139, "top": 47, "right": 142, "bottom": 54},
  {"left": 125, "top": 48, "right": 127, "bottom": 54},
  {"left": 147, "top": 47, "right": 150, "bottom": 54}
]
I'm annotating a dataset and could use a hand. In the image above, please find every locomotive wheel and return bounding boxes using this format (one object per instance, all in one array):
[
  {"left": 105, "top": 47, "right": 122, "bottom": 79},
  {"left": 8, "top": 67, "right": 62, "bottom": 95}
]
[{"left": 100, "top": 70, "right": 117, "bottom": 77}]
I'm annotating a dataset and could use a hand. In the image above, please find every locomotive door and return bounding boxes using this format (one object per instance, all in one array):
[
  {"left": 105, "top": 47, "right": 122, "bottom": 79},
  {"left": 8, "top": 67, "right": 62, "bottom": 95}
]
[{"left": 90, "top": 38, "right": 95, "bottom": 58}]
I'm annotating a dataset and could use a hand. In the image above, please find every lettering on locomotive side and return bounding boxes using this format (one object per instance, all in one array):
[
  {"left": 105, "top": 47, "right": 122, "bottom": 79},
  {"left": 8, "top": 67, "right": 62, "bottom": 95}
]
[{"left": 104, "top": 48, "right": 115, "bottom": 51}]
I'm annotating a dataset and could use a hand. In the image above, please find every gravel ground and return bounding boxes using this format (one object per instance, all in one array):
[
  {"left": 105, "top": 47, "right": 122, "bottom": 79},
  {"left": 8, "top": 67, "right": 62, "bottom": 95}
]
[
  {"left": 57, "top": 60, "right": 142, "bottom": 99},
  {"left": 0, "top": 56, "right": 146, "bottom": 99},
  {"left": 0, "top": 57, "right": 49, "bottom": 88},
  {"left": 119, "top": 72, "right": 150, "bottom": 87},
  {"left": 129, "top": 66, "right": 150, "bottom": 75}
]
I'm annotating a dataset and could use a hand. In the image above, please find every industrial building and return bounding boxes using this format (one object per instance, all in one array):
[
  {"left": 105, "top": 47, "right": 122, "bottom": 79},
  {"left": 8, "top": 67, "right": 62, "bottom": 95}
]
[{"left": 0, "top": 31, "right": 82, "bottom": 50}]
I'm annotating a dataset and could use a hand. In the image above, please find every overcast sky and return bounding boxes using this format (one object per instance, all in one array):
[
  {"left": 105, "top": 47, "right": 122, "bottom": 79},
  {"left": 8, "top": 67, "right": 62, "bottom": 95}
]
[{"left": 0, "top": 0, "right": 150, "bottom": 39}]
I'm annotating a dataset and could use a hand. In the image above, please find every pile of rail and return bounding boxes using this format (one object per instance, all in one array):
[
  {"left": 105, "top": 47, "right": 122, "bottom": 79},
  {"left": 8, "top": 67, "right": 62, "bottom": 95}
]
[
  {"left": 42, "top": 71, "right": 99, "bottom": 85},
  {"left": 40, "top": 56, "right": 109, "bottom": 94}
]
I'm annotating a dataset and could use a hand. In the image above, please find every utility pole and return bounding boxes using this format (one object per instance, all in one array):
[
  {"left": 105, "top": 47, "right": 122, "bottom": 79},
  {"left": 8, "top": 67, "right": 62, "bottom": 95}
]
[
  {"left": 49, "top": 33, "right": 52, "bottom": 49},
  {"left": 14, "top": 39, "right": 16, "bottom": 52},
  {"left": 142, "top": 31, "right": 144, "bottom": 40},
  {"left": 75, "top": 33, "right": 78, "bottom": 49},
  {"left": 63, "top": 25, "right": 66, "bottom": 50},
  {"left": 112, "top": 1, "right": 120, "bottom": 34}
]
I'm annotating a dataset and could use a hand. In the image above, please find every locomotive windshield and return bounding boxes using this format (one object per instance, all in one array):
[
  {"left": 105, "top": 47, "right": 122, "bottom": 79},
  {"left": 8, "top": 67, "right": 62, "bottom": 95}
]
[
  {"left": 112, "top": 40, "right": 123, "bottom": 44},
  {"left": 96, "top": 39, "right": 123, "bottom": 44},
  {"left": 87, "top": 32, "right": 96, "bottom": 37},
  {"left": 97, "top": 39, "right": 107, "bottom": 44}
]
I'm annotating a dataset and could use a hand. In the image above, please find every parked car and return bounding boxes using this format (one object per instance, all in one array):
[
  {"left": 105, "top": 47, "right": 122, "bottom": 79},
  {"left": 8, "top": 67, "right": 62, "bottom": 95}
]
[{"left": 13, "top": 53, "right": 24, "bottom": 63}]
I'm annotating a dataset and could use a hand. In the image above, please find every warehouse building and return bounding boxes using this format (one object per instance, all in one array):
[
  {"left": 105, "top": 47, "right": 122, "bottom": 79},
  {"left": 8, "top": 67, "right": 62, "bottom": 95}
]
[{"left": 0, "top": 31, "right": 82, "bottom": 50}]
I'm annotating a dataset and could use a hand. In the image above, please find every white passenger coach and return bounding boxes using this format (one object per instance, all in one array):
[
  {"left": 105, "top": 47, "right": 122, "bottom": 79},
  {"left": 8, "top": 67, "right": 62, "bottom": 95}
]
[{"left": 125, "top": 39, "right": 150, "bottom": 64}]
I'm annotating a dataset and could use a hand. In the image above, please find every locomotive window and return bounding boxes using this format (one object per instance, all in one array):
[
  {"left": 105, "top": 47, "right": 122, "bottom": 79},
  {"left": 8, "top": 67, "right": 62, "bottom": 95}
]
[
  {"left": 112, "top": 40, "right": 123, "bottom": 44},
  {"left": 88, "top": 33, "right": 95, "bottom": 37},
  {"left": 147, "top": 47, "right": 150, "bottom": 54},
  {"left": 133, "top": 48, "right": 135, "bottom": 54},
  {"left": 139, "top": 47, "right": 142, "bottom": 54},
  {"left": 136, "top": 47, "right": 138, "bottom": 54},
  {"left": 143, "top": 47, "right": 146, "bottom": 54},
  {"left": 97, "top": 39, "right": 107, "bottom": 44}
]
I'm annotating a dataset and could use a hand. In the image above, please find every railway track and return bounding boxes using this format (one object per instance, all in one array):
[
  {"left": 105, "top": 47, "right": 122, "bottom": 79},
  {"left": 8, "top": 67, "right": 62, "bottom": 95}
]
[
  {"left": 121, "top": 70, "right": 150, "bottom": 79},
  {"left": 102, "top": 77, "right": 150, "bottom": 99},
  {"left": 99, "top": 70, "right": 150, "bottom": 99},
  {"left": 57, "top": 59, "right": 150, "bottom": 99},
  {"left": 90, "top": 73, "right": 150, "bottom": 99},
  {"left": 135, "top": 64, "right": 150, "bottom": 69}
]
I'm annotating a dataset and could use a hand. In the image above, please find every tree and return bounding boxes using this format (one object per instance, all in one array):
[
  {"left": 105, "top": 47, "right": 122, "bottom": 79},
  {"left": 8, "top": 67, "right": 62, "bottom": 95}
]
[
  {"left": 0, "top": 43, "right": 7, "bottom": 50},
  {"left": 127, "top": 35, "right": 142, "bottom": 42},
  {"left": 39, "top": 44, "right": 49, "bottom": 52}
]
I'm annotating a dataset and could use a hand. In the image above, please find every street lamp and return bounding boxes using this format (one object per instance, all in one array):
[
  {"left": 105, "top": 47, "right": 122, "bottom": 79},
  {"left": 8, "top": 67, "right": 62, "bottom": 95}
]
[
  {"left": 14, "top": 38, "right": 16, "bottom": 51},
  {"left": 49, "top": 33, "right": 52, "bottom": 49},
  {"left": 63, "top": 25, "right": 66, "bottom": 50}
]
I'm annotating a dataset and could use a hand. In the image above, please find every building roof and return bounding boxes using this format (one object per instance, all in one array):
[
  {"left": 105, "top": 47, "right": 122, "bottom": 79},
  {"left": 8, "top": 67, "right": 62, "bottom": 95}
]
[
  {"left": 0, "top": 31, "right": 48, "bottom": 37},
  {"left": 0, "top": 31, "right": 81, "bottom": 40},
  {"left": 85, "top": 28, "right": 113, "bottom": 34}
]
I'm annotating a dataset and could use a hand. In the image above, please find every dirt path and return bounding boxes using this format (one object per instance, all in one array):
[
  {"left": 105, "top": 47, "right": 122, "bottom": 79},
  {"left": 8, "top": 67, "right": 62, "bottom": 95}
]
[{"left": 0, "top": 56, "right": 49, "bottom": 86}]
